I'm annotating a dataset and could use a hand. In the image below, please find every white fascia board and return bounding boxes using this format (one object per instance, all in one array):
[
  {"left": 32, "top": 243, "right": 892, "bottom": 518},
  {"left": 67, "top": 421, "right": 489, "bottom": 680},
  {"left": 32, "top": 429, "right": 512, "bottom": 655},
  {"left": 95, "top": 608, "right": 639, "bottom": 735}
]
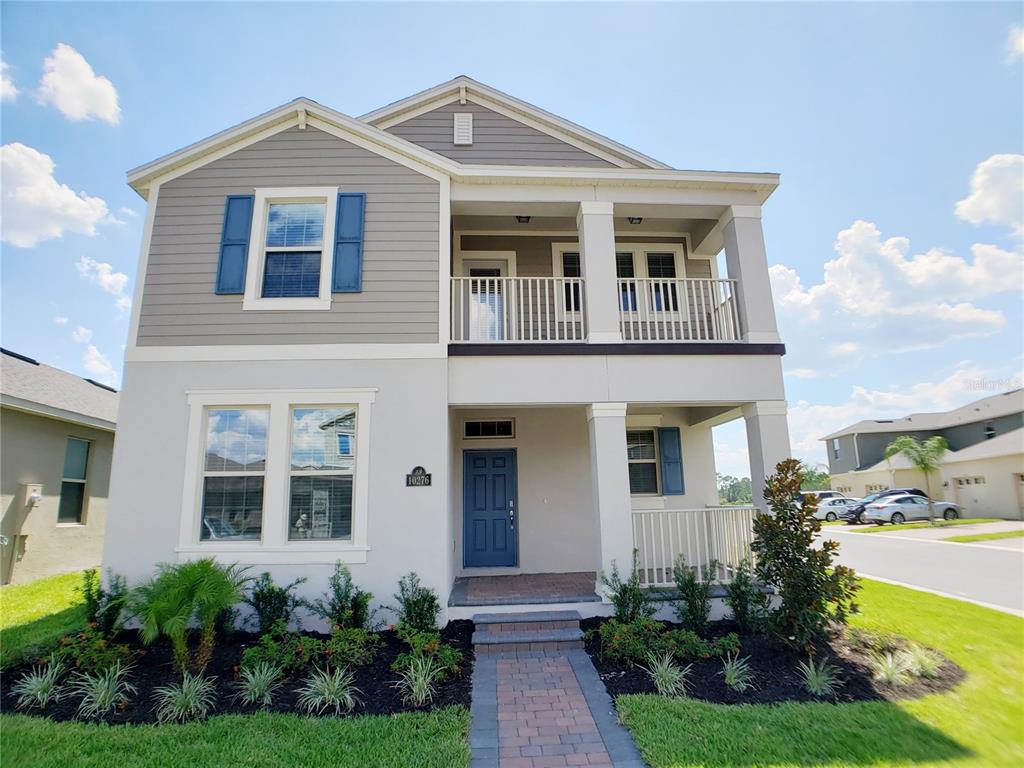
[
  {"left": 360, "top": 75, "right": 672, "bottom": 170},
  {"left": 1, "top": 397, "right": 116, "bottom": 432},
  {"left": 126, "top": 98, "right": 461, "bottom": 196}
]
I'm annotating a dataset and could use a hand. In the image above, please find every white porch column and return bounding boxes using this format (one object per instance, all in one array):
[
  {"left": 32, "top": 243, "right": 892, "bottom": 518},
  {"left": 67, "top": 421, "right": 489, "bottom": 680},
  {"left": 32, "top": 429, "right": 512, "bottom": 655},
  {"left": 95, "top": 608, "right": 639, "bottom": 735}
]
[
  {"left": 743, "top": 401, "right": 792, "bottom": 511},
  {"left": 722, "top": 206, "right": 781, "bottom": 343},
  {"left": 586, "top": 403, "right": 634, "bottom": 595},
  {"left": 577, "top": 201, "right": 622, "bottom": 343}
]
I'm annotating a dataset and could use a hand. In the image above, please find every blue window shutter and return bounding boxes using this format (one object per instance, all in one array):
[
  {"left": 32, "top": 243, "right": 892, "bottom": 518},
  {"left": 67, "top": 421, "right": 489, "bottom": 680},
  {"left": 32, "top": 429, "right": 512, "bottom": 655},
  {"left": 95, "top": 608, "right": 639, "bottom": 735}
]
[
  {"left": 215, "top": 195, "right": 254, "bottom": 294},
  {"left": 658, "top": 427, "right": 685, "bottom": 496},
  {"left": 333, "top": 193, "right": 365, "bottom": 292}
]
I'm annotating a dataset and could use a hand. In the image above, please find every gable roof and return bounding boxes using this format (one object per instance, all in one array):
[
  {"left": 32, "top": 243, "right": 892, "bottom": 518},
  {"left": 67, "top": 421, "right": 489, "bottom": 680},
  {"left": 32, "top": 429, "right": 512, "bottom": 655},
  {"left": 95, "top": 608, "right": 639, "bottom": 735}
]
[
  {"left": 822, "top": 389, "right": 1024, "bottom": 441},
  {"left": 0, "top": 349, "right": 118, "bottom": 430},
  {"left": 360, "top": 75, "right": 669, "bottom": 170},
  {"left": 854, "top": 426, "right": 1024, "bottom": 474}
]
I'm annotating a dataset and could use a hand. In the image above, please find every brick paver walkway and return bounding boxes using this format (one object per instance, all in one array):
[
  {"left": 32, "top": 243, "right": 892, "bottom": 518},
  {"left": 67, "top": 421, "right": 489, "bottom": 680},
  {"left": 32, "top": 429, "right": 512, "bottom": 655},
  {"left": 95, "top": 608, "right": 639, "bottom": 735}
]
[{"left": 470, "top": 649, "right": 645, "bottom": 768}]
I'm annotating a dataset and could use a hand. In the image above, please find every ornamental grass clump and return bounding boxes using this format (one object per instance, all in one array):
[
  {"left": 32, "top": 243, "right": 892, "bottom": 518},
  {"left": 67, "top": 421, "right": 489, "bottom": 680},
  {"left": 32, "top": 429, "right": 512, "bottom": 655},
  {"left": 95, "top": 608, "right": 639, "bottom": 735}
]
[
  {"left": 296, "top": 666, "right": 361, "bottom": 715},
  {"left": 393, "top": 654, "right": 443, "bottom": 707},
  {"left": 132, "top": 558, "right": 251, "bottom": 672},
  {"left": 796, "top": 656, "right": 843, "bottom": 698},
  {"left": 869, "top": 651, "right": 913, "bottom": 687},
  {"left": 719, "top": 653, "right": 755, "bottom": 693},
  {"left": 904, "top": 644, "right": 943, "bottom": 679},
  {"left": 641, "top": 652, "right": 691, "bottom": 697},
  {"left": 153, "top": 672, "right": 218, "bottom": 723},
  {"left": 68, "top": 661, "right": 136, "bottom": 719},
  {"left": 235, "top": 662, "right": 284, "bottom": 708},
  {"left": 751, "top": 459, "right": 860, "bottom": 650},
  {"left": 12, "top": 657, "right": 65, "bottom": 710}
]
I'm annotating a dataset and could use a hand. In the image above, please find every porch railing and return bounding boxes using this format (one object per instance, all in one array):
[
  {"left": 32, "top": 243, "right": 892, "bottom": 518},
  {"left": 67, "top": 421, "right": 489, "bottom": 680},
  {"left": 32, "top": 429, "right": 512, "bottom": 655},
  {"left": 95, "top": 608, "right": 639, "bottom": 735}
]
[
  {"left": 617, "top": 278, "right": 742, "bottom": 342},
  {"left": 451, "top": 277, "right": 587, "bottom": 342},
  {"left": 632, "top": 505, "right": 758, "bottom": 587}
]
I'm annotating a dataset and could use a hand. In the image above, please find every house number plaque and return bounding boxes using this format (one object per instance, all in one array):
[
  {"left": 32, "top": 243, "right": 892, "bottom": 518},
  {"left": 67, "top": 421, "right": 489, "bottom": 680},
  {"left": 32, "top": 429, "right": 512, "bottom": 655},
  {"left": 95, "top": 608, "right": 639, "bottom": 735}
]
[{"left": 406, "top": 466, "right": 432, "bottom": 487}]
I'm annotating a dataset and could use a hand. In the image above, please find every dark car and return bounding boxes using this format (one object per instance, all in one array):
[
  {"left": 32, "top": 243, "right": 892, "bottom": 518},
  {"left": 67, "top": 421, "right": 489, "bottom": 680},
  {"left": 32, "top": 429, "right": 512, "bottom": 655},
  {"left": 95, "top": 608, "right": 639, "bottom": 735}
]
[{"left": 840, "top": 488, "right": 928, "bottom": 524}]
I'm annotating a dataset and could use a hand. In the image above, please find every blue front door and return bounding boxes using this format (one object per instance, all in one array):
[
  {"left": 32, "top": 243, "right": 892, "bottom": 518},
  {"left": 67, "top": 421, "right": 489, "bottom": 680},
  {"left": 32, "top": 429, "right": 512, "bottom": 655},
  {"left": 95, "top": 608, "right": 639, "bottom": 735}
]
[{"left": 463, "top": 450, "right": 518, "bottom": 567}]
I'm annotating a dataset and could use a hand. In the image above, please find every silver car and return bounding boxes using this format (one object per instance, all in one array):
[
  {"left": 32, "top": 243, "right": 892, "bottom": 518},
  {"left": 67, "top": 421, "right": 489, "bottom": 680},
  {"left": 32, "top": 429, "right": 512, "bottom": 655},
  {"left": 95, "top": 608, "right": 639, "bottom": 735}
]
[
  {"left": 862, "top": 494, "right": 961, "bottom": 525},
  {"left": 813, "top": 496, "right": 859, "bottom": 522}
]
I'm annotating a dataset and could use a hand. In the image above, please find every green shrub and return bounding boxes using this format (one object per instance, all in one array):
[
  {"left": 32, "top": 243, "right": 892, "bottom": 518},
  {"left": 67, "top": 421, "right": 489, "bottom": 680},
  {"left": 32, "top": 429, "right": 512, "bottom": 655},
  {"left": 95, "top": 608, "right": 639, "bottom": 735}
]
[
  {"left": 68, "top": 661, "right": 136, "bottom": 719},
  {"left": 599, "top": 550, "right": 654, "bottom": 623},
  {"left": 243, "top": 572, "right": 308, "bottom": 634},
  {"left": 904, "top": 644, "right": 942, "bottom": 678},
  {"left": 671, "top": 555, "right": 717, "bottom": 634},
  {"left": 597, "top": 618, "right": 669, "bottom": 664},
  {"left": 79, "top": 569, "right": 129, "bottom": 635},
  {"left": 392, "top": 625, "right": 461, "bottom": 681},
  {"left": 240, "top": 620, "right": 324, "bottom": 675},
  {"left": 153, "top": 672, "right": 218, "bottom": 723},
  {"left": 235, "top": 662, "right": 284, "bottom": 708},
  {"left": 54, "top": 627, "right": 133, "bottom": 673},
  {"left": 323, "top": 627, "right": 382, "bottom": 668},
  {"left": 724, "top": 559, "right": 763, "bottom": 632},
  {"left": 661, "top": 629, "right": 741, "bottom": 661},
  {"left": 870, "top": 651, "right": 912, "bottom": 686},
  {"left": 796, "top": 656, "right": 843, "bottom": 698},
  {"left": 641, "top": 652, "right": 690, "bottom": 697},
  {"left": 12, "top": 656, "right": 65, "bottom": 710},
  {"left": 296, "top": 666, "right": 360, "bottom": 715},
  {"left": 711, "top": 632, "right": 742, "bottom": 658},
  {"left": 132, "top": 558, "right": 251, "bottom": 672},
  {"left": 719, "top": 653, "right": 754, "bottom": 693},
  {"left": 751, "top": 459, "right": 860, "bottom": 650},
  {"left": 391, "top": 572, "right": 440, "bottom": 631},
  {"left": 393, "top": 654, "right": 443, "bottom": 707},
  {"left": 309, "top": 562, "right": 374, "bottom": 630}
]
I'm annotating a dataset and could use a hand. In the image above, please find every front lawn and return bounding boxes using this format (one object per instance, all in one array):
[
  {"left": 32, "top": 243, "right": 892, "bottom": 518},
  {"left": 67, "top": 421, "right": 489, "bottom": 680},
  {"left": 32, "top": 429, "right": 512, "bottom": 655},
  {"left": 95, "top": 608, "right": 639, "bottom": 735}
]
[
  {"left": 1, "top": 708, "right": 470, "bottom": 768},
  {"left": 852, "top": 517, "right": 1003, "bottom": 533},
  {"left": 945, "top": 530, "right": 1024, "bottom": 544},
  {"left": 616, "top": 578, "right": 1024, "bottom": 767},
  {"left": 0, "top": 571, "right": 86, "bottom": 669}
]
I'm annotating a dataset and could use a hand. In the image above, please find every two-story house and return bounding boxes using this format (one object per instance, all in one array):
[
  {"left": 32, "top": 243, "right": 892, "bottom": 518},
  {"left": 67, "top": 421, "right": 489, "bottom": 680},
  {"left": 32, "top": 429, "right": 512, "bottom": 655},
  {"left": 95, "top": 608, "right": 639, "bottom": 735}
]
[{"left": 103, "top": 77, "right": 791, "bottom": 620}]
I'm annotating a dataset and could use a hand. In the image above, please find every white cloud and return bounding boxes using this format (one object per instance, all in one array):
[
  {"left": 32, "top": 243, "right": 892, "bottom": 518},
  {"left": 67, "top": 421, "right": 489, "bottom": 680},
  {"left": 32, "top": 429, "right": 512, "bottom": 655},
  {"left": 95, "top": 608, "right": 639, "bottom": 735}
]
[
  {"left": 769, "top": 220, "right": 1016, "bottom": 367},
  {"left": 76, "top": 255, "right": 131, "bottom": 311},
  {"left": 38, "top": 44, "right": 121, "bottom": 125},
  {"left": 954, "top": 154, "right": 1024, "bottom": 232},
  {"left": 1, "top": 143, "right": 110, "bottom": 247},
  {"left": 71, "top": 325, "right": 93, "bottom": 343},
  {"left": 1009, "top": 24, "right": 1024, "bottom": 62},
  {"left": 1, "top": 58, "right": 17, "bottom": 101},
  {"left": 118, "top": 206, "right": 138, "bottom": 218},
  {"left": 82, "top": 344, "right": 118, "bottom": 387},
  {"left": 53, "top": 315, "right": 69, "bottom": 325},
  {"left": 785, "top": 368, "right": 827, "bottom": 380}
]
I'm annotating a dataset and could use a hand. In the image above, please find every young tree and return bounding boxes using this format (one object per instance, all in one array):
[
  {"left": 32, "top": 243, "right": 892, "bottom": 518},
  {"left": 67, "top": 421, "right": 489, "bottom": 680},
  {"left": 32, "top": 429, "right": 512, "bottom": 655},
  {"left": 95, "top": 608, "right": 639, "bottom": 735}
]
[
  {"left": 883, "top": 436, "right": 949, "bottom": 525},
  {"left": 799, "top": 463, "right": 832, "bottom": 492}
]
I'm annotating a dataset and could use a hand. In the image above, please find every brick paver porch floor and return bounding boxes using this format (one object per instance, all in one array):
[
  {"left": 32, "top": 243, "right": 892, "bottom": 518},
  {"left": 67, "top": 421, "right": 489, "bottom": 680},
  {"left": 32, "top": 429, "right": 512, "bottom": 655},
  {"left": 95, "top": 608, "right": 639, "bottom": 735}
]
[
  {"left": 451, "top": 572, "right": 600, "bottom": 607},
  {"left": 469, "top": 649, "right": 645, "bottom": 768}
]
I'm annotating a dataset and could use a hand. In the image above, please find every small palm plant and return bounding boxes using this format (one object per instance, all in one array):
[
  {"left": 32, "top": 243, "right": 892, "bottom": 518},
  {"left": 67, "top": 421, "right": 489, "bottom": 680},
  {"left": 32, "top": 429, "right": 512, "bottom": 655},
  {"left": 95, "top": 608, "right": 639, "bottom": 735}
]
[
  {"left": 718, "top": 653, "right": 755, "bottom": 693},
  {"left": 640, "top": 652, "right": 691, "bottom": 697},
  {"left": 12, "top": 656, "right": 65, "bottom": 710},
  {"left": 796, "top": 656, "right": 843, "bottom": 698},
  {"left": 68, "top": 661, "right": 136, "bottom": 719},
  {"left": 883, "top": 436, "right": 949, "bottom": 525},
  {"left": 393, "top": 654, "right": 443, "bottom": 707},
  {"left": 153, "top": 672, "right": 218, "bottom": 723},
  {"left": 296, "top": 666, "right": 361, "bottom": 715},
  {"left": 132, "top": 558, "right": 251, "bottom": 672},
  {"left": 235, "top": 662, "right": 284, "bottom": 708}
]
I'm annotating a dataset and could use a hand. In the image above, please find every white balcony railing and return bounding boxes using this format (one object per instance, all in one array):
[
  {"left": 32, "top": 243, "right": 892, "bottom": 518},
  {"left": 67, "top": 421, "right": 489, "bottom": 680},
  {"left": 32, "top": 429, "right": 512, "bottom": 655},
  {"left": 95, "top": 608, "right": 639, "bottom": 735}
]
[
  {"left": 451, "top": 277, "right": 587, "bottom": 342},
  {"left": 632, "top": 505, "right": 757, "bottom": 587},
  {"left": 617, "top": 278, "right": 742, "bottom": 342}
]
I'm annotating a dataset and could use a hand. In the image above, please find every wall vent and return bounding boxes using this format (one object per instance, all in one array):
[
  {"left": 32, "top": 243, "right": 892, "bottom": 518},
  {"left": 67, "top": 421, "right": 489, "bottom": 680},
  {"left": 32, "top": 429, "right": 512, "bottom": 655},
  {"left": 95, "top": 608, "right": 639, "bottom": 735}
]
[{"left": 453, "top": 113, "right": 473, "bottom": 146}]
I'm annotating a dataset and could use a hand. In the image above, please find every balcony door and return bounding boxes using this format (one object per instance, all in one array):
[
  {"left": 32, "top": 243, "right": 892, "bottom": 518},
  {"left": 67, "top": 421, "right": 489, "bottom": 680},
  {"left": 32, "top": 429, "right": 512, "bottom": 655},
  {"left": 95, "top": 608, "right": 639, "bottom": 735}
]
[{"left": 463, "top": 258, "right": 510, "bottom": 341}]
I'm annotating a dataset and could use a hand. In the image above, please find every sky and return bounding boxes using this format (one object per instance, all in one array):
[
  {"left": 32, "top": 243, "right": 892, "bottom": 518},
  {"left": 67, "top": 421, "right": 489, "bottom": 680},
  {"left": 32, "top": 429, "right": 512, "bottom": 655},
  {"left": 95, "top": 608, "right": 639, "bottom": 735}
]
[{"left": 1, "top": 2, "right": 1022, "bottom": 477}]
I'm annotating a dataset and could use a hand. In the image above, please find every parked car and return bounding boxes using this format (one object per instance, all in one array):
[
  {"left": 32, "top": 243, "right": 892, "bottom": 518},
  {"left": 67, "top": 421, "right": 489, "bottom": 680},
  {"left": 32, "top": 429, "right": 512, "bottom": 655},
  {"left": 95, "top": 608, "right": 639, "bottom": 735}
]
[
  {"left": 813, "top": 496, "right": 859, "bottom": 522},
  {"left": 862, "top": 494, "right": 961, "bottom": 525},
  {"left": 840, "top": 488, "right": 929, "bottom": 524},
  {"left": 798, "top": 490, "right": 843, "bottom": 504}
]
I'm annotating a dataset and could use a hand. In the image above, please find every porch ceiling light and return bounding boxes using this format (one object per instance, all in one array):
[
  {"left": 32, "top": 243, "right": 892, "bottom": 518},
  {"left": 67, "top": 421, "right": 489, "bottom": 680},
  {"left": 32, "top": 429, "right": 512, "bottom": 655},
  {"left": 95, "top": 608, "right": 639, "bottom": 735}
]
[
  {"left": 627, "top": 216, "right": 643, "bottom": 224},
  {"left": 515, "top": 215, "right": 531, "bottom": 224}
]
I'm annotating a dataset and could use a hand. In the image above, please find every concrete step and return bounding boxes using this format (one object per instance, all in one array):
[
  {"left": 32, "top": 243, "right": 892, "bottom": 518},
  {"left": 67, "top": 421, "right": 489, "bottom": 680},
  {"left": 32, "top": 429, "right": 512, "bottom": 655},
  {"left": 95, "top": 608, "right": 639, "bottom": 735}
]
[
  {"left": 472, "top": 610, "right": 582, "bottom": 626},
  {"left": 471, "top": 611, "right": 584, "bottom": 652}
]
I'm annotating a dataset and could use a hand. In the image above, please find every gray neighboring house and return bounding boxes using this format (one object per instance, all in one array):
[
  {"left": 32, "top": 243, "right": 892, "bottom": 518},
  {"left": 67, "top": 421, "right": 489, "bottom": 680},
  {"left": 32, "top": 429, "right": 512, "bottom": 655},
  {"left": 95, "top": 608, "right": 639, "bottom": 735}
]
[{"left": 0, "top": 349, "right": 118, "bottom": 585}]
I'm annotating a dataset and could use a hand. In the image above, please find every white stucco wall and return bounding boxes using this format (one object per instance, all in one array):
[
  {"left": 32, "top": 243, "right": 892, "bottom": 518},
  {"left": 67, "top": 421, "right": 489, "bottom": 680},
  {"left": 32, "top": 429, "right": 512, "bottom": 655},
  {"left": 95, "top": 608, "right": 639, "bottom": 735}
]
[
  {"left": 943, "top": 456, "right": 1024, "bottom": 520},
  {"left": 103, "top": 358, "right": 451, "bottom": 625}
]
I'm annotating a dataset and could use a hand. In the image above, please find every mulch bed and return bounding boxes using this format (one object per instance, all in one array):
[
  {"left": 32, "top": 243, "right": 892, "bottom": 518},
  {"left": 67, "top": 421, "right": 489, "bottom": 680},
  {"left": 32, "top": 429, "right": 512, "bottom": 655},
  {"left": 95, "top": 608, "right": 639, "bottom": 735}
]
[
  {"left": 0, "top": 621, "right": 474, "bottom": 724},
  {"left": 581, "top": 617, "right": 965, "bottom": 705}
]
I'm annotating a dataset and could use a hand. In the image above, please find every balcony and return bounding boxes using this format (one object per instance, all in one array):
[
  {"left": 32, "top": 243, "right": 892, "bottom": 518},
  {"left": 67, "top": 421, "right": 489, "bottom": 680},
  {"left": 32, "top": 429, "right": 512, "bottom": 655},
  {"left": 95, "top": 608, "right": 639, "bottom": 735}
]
[{"left": 449, "top": 276, "right": 743, "bottom": 344}]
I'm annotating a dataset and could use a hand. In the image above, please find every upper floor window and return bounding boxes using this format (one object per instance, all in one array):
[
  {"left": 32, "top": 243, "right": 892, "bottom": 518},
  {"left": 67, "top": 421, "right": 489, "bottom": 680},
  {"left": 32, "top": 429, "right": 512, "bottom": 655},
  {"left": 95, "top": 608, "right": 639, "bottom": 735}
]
[
  {"left": 985, "top": 420, "right": 995, "bottom": 440},
  {"left": 58, "top": 437, "right": 90, "bottom": 524},
  {"left": 243, "top": 188, "right": 338, "bottom": 311},
  {"left": 832, "top": 438, "right": 841, "bottom": 460}
]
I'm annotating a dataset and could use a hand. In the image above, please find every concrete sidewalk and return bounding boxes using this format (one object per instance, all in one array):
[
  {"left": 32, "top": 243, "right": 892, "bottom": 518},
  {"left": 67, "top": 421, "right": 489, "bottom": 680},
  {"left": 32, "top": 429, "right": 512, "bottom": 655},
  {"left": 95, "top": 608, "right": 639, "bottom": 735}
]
[{"left": 866, "top": 520, "right": 1024, "bottom": 542}]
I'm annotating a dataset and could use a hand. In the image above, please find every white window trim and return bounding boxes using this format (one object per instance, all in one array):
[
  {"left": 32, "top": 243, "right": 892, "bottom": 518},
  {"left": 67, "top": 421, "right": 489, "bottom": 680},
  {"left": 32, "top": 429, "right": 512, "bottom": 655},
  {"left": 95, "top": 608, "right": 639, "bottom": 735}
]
[
  {"left": 453, "top": 250, "right": 518, "bottom": 277},
  {"left": 243, "top": 187, "right": 339, "bottom": 312},
  {"left": 179, "top": 388, "right": 376, "bottom": 564}
]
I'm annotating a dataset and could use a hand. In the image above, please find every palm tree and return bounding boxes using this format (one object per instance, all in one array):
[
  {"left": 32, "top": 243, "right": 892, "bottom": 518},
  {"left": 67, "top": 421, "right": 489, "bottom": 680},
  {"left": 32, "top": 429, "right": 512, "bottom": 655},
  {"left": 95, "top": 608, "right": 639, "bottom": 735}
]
[{"left": 883, "top": 436, "right": 949, "bottom": 525}]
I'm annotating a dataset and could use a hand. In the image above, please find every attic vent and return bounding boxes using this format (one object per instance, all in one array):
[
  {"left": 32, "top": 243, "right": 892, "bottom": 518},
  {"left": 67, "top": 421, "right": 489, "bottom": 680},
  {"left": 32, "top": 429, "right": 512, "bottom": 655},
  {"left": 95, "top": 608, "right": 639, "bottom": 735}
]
[{"left": 453, "top": 113, "right": 473, "bottom": 146}]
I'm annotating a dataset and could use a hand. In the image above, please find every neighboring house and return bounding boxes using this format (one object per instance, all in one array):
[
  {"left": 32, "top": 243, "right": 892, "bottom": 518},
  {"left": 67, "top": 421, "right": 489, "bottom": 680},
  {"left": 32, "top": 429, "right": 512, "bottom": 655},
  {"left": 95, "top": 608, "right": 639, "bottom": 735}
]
[
  {"left": 0, "top": 349, "right": 118, "bottom": 584},
  {"left": 103, "top": 77, "right": 791, "bottom": 620},
  {"left": 823, "top": 389, "right": 1024, "bottom": 518}
]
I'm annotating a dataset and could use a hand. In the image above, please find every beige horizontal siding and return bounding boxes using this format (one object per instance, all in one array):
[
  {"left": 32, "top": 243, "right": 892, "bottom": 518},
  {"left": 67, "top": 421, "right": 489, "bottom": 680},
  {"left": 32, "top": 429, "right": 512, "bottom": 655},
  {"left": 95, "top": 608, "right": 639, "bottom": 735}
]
[
  {"left": 387, "top": 101, "right": 617, "bottom": 167},
  {"left": 138, "top": 126, "right": 440, "bottom": 347}
]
